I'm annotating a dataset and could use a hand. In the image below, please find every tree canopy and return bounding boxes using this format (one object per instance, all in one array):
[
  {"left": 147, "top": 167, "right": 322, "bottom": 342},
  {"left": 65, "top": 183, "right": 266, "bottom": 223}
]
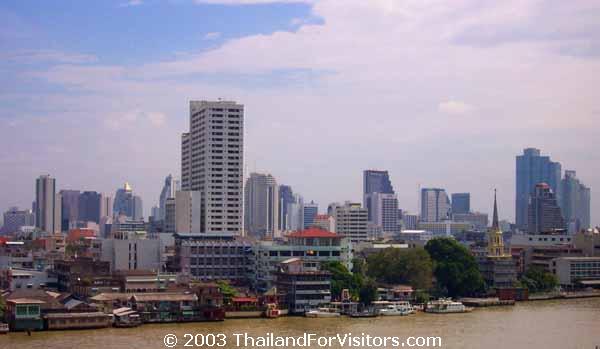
[
  {"left": 520, "top": 267, "right": 559, "bottom": 293},
  {"left": 216, "top": 280, "right": 237, "bottom": 305},
  {"left": 366, "top": 247, "right": 433, "bottom": 290},
  {"left": 425, "top": 237, "right": 485, "bottom": 297}
]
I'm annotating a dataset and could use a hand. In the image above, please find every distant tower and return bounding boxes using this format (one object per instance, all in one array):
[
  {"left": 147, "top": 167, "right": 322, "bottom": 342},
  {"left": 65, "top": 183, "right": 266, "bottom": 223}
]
[
  {"left": 244, "top": 173, "right": 279, "bottom": 238},
  {"left": 487, "top": 190, "right": 506, "bottom": 257},
  {"left": 516, "top": 148, "right": 562, "bottom": 230},
  {"left": 420, "top": 188, "right": 450, "bottom": 222},
  {"left": 35, "top": 175, "right": 61, "bottom": 233},
  {"left": 527, "top": 183, "right": 565, "bottom": 234}
]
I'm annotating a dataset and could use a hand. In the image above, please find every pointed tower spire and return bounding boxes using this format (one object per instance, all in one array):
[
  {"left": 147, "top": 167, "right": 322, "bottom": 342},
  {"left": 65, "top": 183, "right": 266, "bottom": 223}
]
[{"left": 492, "top": 188, "right": 499, "bottom": 230}]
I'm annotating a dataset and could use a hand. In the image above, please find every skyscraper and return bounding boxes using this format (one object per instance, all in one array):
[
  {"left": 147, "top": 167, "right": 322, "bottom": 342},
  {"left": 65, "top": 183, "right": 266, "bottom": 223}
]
[
  {"left": 2, "top": 207, "right": 35, "bottom": 234},
  {"left": 59, "top": 189, "right": 80, "bottom": 231},
  {"left": 451, "top": 193, "right": 470, "bottom": 215},
  {"left": 244, "top": 173, "right": 279, "bottom": 238},
  {"left": 35, "top": 175, "right": 61, "bottom": 233},
  {"left": 332, "top": 202, "right": 369, "bottom": 242},
  {"left": 181, "top": 100, "right": 244, "bottom": 234},
  {"left": 79, "top": 191, "right": 102, "bottom": 223},
  {"left": 278, "top": 185, "right": 295, "bottom": 232},
  {"left": 516, "top": 148, "right": 562, "bottom": 230},
  {"left": 113, "top": 182, "right": 142, "bottom": 220},
  {"left": 421, "top": 188, "right": 451, "bottom": 222},
  {"left": 287, "top": 194, "right": 304, "bottom": 231},
  {"left": 527, "top": 183, "right": 565, "bottom": 234},
  {"left": 363, "top": 170, "right": 394, "bottom": 221},
  {"left": 560, "top": 170, "right": 591, "bottom": 233},
  {"left": 302, "top": 201, "right": 319, "bottom": 229},
  {"left": 159, "top": 174, "right": 180, "bottom": 221},
  {"left": 367, "top": 192, "right": 400, "bottom": 235}
]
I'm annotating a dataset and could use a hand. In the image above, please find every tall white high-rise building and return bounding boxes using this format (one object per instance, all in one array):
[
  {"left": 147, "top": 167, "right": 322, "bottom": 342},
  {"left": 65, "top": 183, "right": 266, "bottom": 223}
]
[
  {"left": 367, "top": 192, "right": 400, "bottom": 235},
  {"left": 35, "top": 174, "right": 61, "bottom": 233},
  {"left": 421, "top": 188, "right": 451, "bottom": 222},
  {"left": 181, "top": 100, "right": 244, "bottom": 234},
  {"left": 244, "top": 173, "right": 279, "bottom": 238},
  {"left": 333, "top": 202, "right": 369, "bottom": 242}
]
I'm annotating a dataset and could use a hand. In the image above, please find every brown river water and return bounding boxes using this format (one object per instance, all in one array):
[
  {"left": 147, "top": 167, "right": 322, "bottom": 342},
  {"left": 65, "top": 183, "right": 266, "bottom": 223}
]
[{"left": 1, "top": 298, "right": 599, "bottom": 349}]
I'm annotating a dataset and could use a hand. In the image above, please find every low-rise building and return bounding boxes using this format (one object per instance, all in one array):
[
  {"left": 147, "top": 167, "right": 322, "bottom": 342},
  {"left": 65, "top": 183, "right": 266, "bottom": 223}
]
[
  {"left": 0, "top": 268, "right": 56, "bottom": 291},
  {"left": 253, "top": 228, "right": 352, "bottom": 290},
  {"left": 552, "top": 256, "right": 600, "bottom": 287},
  {"left": 417, "top": 221, "right": 473, "bottom": 237},
  {"left": 175, "top": 233, "right": 253, "bottom": 284},
  {"left": 312, "top": 214, "right": 335, "bottom": 232},
  {"left": 453, "top": 212, "right": 489, "bottom": 231},
  {"left": 394, "top": 230, "right": 433, "bottom": 242},
  {"left": 573, "top": 229, "right": 600, "bottom": 257},
  {"left": 4, "top": 298, "right": 46, "bottom": 331},
  {"left": 274, "top": 258, "right": 331, "bottom": 314}
]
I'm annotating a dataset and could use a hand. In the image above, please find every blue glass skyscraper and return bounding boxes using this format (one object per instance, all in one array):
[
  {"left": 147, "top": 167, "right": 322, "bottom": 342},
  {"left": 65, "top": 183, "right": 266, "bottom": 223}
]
[
  {"left": 363, "top": 170, "right": 395, "bottom": 221},
  {"left": 516, "top": 148, "right": 562, "bottom": 230}
]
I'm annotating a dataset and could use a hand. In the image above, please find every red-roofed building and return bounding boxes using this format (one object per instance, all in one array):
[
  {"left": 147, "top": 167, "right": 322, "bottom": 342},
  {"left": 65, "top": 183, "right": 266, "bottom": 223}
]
[
  {"left": 253, "top": 228, "right": 352, "bottom": 292},
  {"left": 67, "top": 228, "right": 96, "bottom": 243}
]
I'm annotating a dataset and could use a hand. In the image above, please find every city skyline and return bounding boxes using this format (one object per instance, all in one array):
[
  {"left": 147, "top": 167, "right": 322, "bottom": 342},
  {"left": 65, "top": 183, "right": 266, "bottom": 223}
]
[{"left": 1, "top": 1, "right": 599, "bottom": 226}]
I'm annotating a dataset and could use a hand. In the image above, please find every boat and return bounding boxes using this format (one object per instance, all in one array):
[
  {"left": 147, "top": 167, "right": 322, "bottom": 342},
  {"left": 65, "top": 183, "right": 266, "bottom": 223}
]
[
  {"left": 349, "top": 310, "right": 378, "bottom": 318},
  {"left": 0, "top": 323, "right": 8, "bottom": 334},
  {"left": 112, "top": 307, "right": 142, "bottom": 328},
  {"left": 425, "top": 298, "right": 472, "bottom": 314},
  {"left": 264, "top": 303, "right": 281, "bottom": 318},
  {"left": 305, "top": 307, "right": 341, "bottom": 318},
  {"left": 377, "top": 302, "right": 415, "bottom": 316}
]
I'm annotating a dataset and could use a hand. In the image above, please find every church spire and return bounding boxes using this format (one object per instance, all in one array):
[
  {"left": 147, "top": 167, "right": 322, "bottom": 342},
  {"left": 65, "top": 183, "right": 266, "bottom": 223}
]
[{"left": 492, "top": 188, "right": 499, "bottom": 230}]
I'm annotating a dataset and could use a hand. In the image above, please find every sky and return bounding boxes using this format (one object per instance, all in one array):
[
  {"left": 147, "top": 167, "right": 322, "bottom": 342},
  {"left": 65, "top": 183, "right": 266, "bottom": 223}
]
[{"left": 1, "top": 0, "right": 599, "bottom": 226}]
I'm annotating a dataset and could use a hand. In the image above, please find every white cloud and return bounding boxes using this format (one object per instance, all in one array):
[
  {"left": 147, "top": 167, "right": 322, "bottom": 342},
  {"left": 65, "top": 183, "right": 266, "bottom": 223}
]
[
  {"left": 203, "top": 32, "right": 221, "bottom": 40},
  {"left": 11, "top": 0, "right": 600, "bottom": 224},
  {"left": 104, "top": 110, "right": 166, "bottom": 130},
  {"left": 438, "top": 100, "right": 475, "bottom": 115},
  {"left": 119, "top": 0, "right": 143, "bottom": 7}
]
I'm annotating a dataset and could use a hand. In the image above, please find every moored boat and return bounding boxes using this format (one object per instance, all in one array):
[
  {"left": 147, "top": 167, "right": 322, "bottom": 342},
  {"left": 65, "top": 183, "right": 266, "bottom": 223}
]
[
  {"left": 264, "top": 303, "right": 281, "bottom": 318},
  {"left": 305, "top": 307, "right": 341, "bottom": 318},
  {"left": 377, "top": 301, "right": 415, "bottom": 316},
  {"left": 0, "top": 322, "right": 8, "bottom": 334},
  {"left": 425, "top": 298, "right": 472, "bottom": 314}
]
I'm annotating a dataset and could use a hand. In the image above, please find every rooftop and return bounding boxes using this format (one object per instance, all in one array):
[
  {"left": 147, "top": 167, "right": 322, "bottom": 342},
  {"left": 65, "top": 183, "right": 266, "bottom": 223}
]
[{"left": 287, "top": 228, "right": 341, "bottom": 239}]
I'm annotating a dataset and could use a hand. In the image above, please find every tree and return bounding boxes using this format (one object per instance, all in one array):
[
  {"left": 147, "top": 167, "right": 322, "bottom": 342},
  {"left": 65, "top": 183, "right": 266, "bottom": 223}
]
[
  {"left": 216, "top": 280, "right": 237, "bottom": 305},
  {"left": 520, "top": 267, "right": 559, "bottom": 293},
  {"left": 425, "top": 237, "right": 485, "bottom": 297},
  {"left": 358, "top": 278, "right": 378, "bottom": 305},
  {"left": 366, "top": 247, "right": 433, "bottom": 289},
  {"left": 322, "top": 261, "right": 362, "bottom": 300},
  {"left": 0, "top": 293, "right": 5, "bottom": 318}
]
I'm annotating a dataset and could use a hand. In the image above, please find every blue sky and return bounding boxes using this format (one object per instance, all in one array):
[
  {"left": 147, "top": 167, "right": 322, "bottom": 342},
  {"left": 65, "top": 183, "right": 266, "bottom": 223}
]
[{"left": 1, "top": 0, "right": 599, "bottom": 226}]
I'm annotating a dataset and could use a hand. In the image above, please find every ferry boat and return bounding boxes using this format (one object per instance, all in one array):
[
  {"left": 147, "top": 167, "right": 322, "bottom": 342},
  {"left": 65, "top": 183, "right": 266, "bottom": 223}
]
[
  {"left": 378, "top": 302, "right": 415, "bottom": 316},
  {"left": 264, "top": 303, "right": 281, "bottom": 318},
  {"left": 425, "top": 298, "right": 471, "bottom": 314},
  {"left": 305, "top": 307, "right": 341, "bottom": 318}
]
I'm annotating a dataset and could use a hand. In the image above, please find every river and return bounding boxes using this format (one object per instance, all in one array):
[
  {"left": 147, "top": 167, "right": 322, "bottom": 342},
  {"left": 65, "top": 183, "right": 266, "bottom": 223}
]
[{"left": 2, "top": 298, "right": 599, "bottom": 349}]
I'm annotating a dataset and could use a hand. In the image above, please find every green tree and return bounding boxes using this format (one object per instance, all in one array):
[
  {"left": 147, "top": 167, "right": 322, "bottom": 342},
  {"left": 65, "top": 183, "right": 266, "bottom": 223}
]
[
  {"left": 425, "top": 237, "right": 485, "bottom": 297},
  {"left": 216, "top": 280, "right": 237, "bottom": 305},
  {"left": 358, "top": 278, "right": 378, "bottom": 305},
  {"left": 322, "top": 261, "right": 362, "bottom": 299},
  {"left": 520, "top": 267, "right": 559, "bottom": 293},
  {"left": 366, "top": 247, "right": 433, "bottom": 289},
  {"left": 0, "top": 293, "right": 5, "bottom": 318}
]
